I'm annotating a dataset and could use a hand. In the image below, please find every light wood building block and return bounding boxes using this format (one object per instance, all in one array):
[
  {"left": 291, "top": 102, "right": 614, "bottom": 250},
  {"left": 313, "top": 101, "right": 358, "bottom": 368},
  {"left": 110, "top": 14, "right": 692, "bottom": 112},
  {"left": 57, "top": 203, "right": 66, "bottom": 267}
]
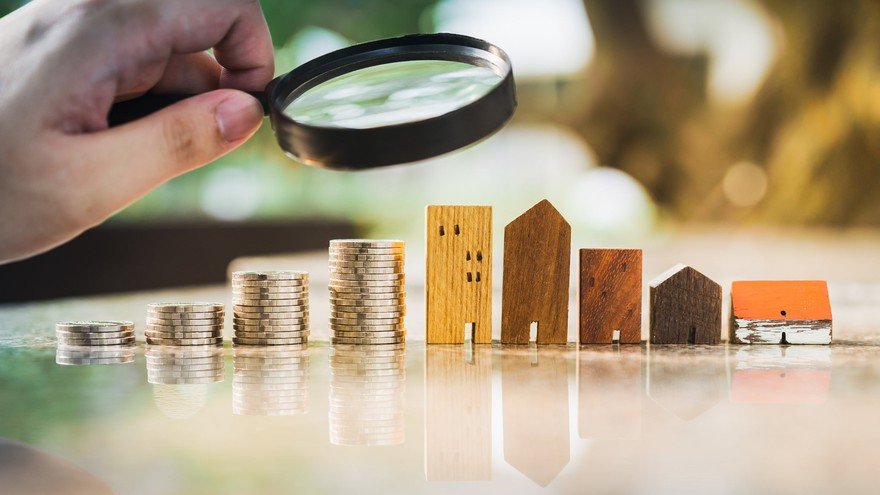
[
  {"left": 502, "top": 349, "right": 570, "bottom": 487},
  {"left": 579, "top": 249, "right": 642, "bottom": 344},
  {"left": 729, "top": 280, "right": 832, "bottom": 344},
  {"left": 501, "top": 200, "right": 571, "bottom": 344},
  {"left": 424, "top": 345, "right": 492, "bottom": 481},
  {"left": 426, "top": 205, "right": 492, "bottom": 344},
  {"left": 649, "top": 264, "right": 721, "bottom": 345}
]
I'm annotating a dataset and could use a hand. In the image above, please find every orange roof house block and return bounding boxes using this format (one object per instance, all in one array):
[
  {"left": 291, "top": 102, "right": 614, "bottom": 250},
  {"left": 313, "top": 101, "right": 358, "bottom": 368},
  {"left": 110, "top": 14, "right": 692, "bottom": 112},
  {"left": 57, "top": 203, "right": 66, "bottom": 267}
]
[{"left": 729, "top": 281, "right": 832, "bottom": 345}]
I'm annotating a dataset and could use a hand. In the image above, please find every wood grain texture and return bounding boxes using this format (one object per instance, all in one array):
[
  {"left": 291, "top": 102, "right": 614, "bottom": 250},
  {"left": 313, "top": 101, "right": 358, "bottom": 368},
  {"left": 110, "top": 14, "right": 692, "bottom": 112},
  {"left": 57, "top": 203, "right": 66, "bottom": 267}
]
[
  {"left": 426, "top": 205, "right": 492, "bottom": 344},
  {"left": 424, "top": 345, "right": 492, "bottom": 481},
  {"left": 502, "top": 349, "right": 569, "bottom": 487},
  {"left": 579, "top": 249, "right": 642, "bottom": 344},
  {"left": 729, "top": 280, "right": 832, "bottom": 344},
  {"left": 649, "top": 264, "right": 721, "bottom": 345},
  {"left": 501, "top": 200, "right": 571, "bottom": 344}
]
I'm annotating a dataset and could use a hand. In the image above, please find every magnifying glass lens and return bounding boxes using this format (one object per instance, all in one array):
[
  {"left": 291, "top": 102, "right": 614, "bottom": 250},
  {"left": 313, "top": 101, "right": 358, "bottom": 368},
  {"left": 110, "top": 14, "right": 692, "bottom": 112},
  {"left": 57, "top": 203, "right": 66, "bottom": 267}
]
[{"left": 285, "top": 60, "right": 503, "bottom": 129}]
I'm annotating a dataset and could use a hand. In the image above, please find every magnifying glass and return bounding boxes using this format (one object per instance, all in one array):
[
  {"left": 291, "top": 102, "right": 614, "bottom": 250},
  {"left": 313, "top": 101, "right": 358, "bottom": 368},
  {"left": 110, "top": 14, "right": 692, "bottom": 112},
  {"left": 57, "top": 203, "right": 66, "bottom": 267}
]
[{"left": 109, "top": 33, "right": 516, "bottom": 171}]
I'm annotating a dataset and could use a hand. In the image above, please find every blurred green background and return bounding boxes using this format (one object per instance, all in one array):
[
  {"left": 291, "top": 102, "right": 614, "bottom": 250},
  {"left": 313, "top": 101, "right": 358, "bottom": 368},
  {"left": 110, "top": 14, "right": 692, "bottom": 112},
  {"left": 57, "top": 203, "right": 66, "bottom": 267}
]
[{"left": 4, "top": 0, "right": 880, "bottom": 239}]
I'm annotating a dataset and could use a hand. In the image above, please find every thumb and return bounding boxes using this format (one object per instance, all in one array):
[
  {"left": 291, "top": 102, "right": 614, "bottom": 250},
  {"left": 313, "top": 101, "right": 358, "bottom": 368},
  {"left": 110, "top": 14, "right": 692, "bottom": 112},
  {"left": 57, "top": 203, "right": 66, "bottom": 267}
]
[{"left": 68, "top": 89, "right": 263, "bottom": 217}]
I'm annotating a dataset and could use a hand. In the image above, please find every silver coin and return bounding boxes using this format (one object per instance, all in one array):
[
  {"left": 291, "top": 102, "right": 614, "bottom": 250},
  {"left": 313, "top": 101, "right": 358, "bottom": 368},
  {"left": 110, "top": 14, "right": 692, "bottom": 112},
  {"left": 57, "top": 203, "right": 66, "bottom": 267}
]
[
  {"left": 57, "top": 346, "right": 135, "bottom": 356},
  {"left": 56, "top": 356, "right": 135, "bottom": 365},
  {"left": 145, "top": 330, "right": 221, "bottom": 340},
  {"left": 329, "top": 297, "right": 405, "bottom": 306},
  {"left": 233, "top": 325, "right": 309, "bottom": 335},
  {"left": 330, "top": 308, "right": 405, "bottom": 317},
  {"left": 329, "top": 265, "right": 403, "bottom": 275},
  {"left": 232, "top": 292, "right": 308, "bottom": 301},
  {"left": 55, "top": 321, "right": 134, "bottom": 332},
  {"left": 329, "top": 293, "right": 406, "bottom": 302},
  {"left": 148, "top": 302, "right": 224, "bottom": 313},
  {"left": 330, "top": 239, "right": 405, "bottom": 247},
  {"left": 233, "top": 337, "right": 308, "bottom": 346},
  {"left": 146, "top": 337, "right": 223, "bottom": 346},
  {"left": 234, "top": 330, "right": 309, "bottom": 339},
  {"left": 233, "top": 281, "right": 309, "bottom": 290},
  {"left": 232, "top": 318, "right": 308, "bottom": 327},
  {"left": 57, "top": 337, "right": 136, "bottom": 346},
  {"left": 330, "top": 272, "right": 405, "bottom": 281},
  {"left": 146, "top": 357, "right": 223, "bottom": 368},
  {"left": 332, "top": 342, "right": 406, "bottom": 351},
  {"left": 148, "top": 376, "right": 224, "bottom": 385},
  {"left": 232, "top": 270, "right": 308, "bottom": 280},
  {"left": 55, "top": 329, "right": 134, "bottom": 339},
  {"left": 329, "top": 321, "right": 404, "bottom": 329},
  {"left": 233, "top": 304, "right": 309, "bottom": 314},
  {"left": 331, "top": 324, "right": 404, "bottom": 333},
  {"left": 146, "top": 316, "right": 225, "bottom": 326},
  {"left": 332, "top": 330, "right": 406, "bottom": 338},
  {"left": 329, "top": 282, "right": 405, "bottom": 290},
  {"left": 328, "top": 260, "right": 404, "bottom": 268},
  {"left": 146, "top": 323, "right": 224, "bottom": 332},
  {"left": 329, "top": 253, "right": 405, "bottom": 262},
  {"left": 231, "top": 298, "right": 309, "bottom": 307},
  {"left": 331, "top": 336, "right": 405, "bottom": 345},
  {"left": 232, "top": 285, "right": 308, "bottom": 294}
]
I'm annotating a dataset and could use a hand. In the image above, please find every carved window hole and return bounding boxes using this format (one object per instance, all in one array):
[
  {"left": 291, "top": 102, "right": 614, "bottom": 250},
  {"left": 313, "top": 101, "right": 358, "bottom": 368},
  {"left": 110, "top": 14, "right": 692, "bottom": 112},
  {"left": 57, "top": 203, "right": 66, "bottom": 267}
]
[
  {"left": 466, "top": 272, "right": 473, "bottom": 283},
  {"left": 475, "top": 272, "right": 481, "bottom": 282},
  {"left": 476, "top": 250, "right": 483, "bottom": 262},
  {"left": 688, "top": 326, "right": 697, "bottom": 344},
  {"left": 780, "top": 310, "right": 787, "bottom": 317},
  {"left": 454, "top": 224, "right": 460, "bottom": 236},
  {"left": 466, "top": 251, "right": 471, "bottom": 261},
  {"left": 589, "top": 276, "right": 595, "bottom": 287},
  {"left": 439, "top": 225, "right": 445, "bottom": 236}
]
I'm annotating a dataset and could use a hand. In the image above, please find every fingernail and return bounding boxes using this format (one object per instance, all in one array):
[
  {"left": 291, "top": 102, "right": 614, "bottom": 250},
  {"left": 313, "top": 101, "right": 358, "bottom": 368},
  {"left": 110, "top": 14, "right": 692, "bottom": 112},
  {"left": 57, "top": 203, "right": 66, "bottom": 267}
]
[{"left": 216, "top": 94, "right": 263, "bottom": 142}]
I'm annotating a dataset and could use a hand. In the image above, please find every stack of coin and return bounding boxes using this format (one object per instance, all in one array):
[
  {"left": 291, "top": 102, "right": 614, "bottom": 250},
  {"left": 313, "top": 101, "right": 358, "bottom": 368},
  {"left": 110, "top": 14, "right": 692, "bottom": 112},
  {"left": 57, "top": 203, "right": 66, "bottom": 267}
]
[
  {"left": 328, "top": 240, "right": 406, "bottom": 345},
  {"left": 56, "top": 345, "right": 135, "bottom": 366},
  {"left": 145, "top": 345, "right": 225, "bottom": 385},
  {"left": 329, "top": 344, "right": 406, "bottom": 446},
  {"left": 146, "top": 303, "right": 224, "bottom": 346},
  {"left": 232, "top": 271, "right": 309, "bottom": 346},
  {"left": 55, "top": 321, "right": 135, "bottom": 347},
  {"left": 233, "top": 346, "right": 309, "bottom": 416}
]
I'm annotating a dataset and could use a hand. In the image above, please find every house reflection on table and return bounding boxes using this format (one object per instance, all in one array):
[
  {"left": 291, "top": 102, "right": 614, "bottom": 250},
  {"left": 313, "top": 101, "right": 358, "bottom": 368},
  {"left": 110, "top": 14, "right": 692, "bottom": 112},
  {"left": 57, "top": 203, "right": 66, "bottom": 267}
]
[
  {"left": 578, "top": 345, "right": 643, "bottom": 440},
  {"left": 424, "top": 345, "right": 492, "bottom": 481},
  {"left": 232, "top": 346, "right": 309, "bottom": 416},
  {"left": 729, "top": 345, "right": 831, "bottom": 404},
  {"left": 501, "top": 346, "right": 571, "bottom": 487},
  {"left": 647, "top": 346, "right": 727, "bottom": 421},
  {"left": 328, "top": 345, "right": 406, "bottom": 446},
  {"left": 144, "top": 345, "right": 225, "bottom": 419}
]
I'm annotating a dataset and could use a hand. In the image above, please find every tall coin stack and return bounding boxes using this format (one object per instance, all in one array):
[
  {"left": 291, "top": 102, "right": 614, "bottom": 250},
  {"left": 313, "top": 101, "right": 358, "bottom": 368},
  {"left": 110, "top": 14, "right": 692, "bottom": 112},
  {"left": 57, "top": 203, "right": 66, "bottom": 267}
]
[
  {"left": 55, "top": 321, "right": 135, "bottom": 347},
  {"left": 232, "top": 271, "right": 309, "bottom": 347},
  {"left": 329, "top": 344, "right": 407, "bottom": 446},
  {"left": 146, "top": 303, "right": 224, "bottom": 346},
  {"left": 329, "top": 240, "right": 406, "bottom": 345}
]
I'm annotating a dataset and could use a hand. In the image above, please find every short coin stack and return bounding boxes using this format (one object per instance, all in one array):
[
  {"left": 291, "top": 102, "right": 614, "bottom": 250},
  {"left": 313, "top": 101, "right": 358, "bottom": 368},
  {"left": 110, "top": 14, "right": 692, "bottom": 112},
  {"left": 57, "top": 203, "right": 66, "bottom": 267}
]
[
  {"left": 55, "top": 321, "right": 135, "bottom": 347},
  {"left": 329, "top": 344, "right": 407, "bottom": 446},
  {"left": 329, "top": 240, "right": 406, "bottom": 345},
  {"left": 146, "top": 303, "right": 224, "bottom": 346},
  {"left": 232, "top": 271, "right": 309, "bottom": 346}
]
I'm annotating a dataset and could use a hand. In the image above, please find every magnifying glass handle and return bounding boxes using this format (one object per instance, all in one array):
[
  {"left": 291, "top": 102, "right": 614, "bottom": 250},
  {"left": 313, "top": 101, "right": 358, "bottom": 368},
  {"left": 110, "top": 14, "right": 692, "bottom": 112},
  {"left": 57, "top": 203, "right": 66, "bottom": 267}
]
[{"left": 107, "top": 92, "right": 269, "bottom": 127}]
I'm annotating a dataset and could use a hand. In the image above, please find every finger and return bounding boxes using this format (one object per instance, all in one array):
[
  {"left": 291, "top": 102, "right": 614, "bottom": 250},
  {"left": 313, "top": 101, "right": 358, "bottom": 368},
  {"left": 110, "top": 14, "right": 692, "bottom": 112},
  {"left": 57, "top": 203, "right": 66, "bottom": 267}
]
[
  {"left": 115, "top": 53, "right": 222, "bottom": 102},
  {"left": 63, "top": 89, "right": 264, "bottom": 223}
]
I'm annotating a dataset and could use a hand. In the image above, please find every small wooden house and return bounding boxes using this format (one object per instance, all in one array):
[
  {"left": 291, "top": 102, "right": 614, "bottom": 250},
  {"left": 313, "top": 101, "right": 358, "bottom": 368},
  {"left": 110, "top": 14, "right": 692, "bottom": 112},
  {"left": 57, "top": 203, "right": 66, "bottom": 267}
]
[
  {"left": 729, "top": 280, "right": 832, "bottom": 344},
  {"left": 501, "top": 200, "right": 571, "bottom": 344},
  {"left": 649, "top": 264, "right": 721, "bottom": 345},
  {"left": 579, "top": 248, "right": 642, "bottom": 344}
]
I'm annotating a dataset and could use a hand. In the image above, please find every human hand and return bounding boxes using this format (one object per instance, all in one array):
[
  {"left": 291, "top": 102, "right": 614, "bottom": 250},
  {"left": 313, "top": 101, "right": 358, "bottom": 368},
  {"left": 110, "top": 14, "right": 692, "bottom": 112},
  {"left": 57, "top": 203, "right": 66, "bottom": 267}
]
[{"left": 0, "top": 0, "right": 274, "bottom": 263}]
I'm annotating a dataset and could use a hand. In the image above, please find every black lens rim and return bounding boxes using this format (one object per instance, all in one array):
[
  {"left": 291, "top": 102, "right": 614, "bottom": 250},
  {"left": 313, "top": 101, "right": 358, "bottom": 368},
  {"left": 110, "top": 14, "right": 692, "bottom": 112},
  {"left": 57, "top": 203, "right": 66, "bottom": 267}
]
[{"left": 266, "top": 33, "right": 517, "bottom": 171}]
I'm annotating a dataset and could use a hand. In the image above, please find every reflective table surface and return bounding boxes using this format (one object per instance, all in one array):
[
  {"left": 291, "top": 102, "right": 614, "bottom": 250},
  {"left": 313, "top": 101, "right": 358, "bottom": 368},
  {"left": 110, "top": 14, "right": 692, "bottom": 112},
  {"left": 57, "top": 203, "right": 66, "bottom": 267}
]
[{"left": 3, "top": 238, "right": 880, "bottom": 494}]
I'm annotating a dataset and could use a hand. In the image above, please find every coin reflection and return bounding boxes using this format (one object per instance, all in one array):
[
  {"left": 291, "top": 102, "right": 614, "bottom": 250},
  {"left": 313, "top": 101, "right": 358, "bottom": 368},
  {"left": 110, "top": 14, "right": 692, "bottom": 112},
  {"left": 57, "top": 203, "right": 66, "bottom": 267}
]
[
  {"left": 329, "top": 344, "right": 406, "bottom": 446},
  {"left": 233, "top": 346, "right": 309, "bottom": 416},
  {"left": 502, "top": 347, "right": 571, "bottom": 487},
  {"left": 145, "top": 345, "right": 225, "bottom": 419},
  {"left": 55, "top": 344, "right": 135, "bottom": 366},
  {"left": 730, "top": 346, "right": 831, "bottom": 404},
  {"left": 578, "top": 345, "right": 643, "bottom": 439},
  {"left": 424, "top": 345, "right": 492, "bottom": 481}
]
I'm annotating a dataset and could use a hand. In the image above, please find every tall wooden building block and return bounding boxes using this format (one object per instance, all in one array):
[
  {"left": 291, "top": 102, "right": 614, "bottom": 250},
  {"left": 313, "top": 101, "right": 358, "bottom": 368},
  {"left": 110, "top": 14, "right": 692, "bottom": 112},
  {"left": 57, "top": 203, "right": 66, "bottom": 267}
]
[
  {"left": 426, "top": 205, "right": 492, "bottom": 344},
  {"left": 501, "top": 200, "right": 571, "bottom": 344},
  {"left": 579, "top": 249, "right": 642, "bottom": 344},
  {"left": 649, "top": 264, "right": 721, "bottom": 345},
  {"left": 424, "top": 345, "right": 492, "bottom": 481},
  {"left": 729, "top": 280, "right": 832, "bottom": 344},
  {"left": 502, "top": 349, "right": 570, "bottom": 487}
]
